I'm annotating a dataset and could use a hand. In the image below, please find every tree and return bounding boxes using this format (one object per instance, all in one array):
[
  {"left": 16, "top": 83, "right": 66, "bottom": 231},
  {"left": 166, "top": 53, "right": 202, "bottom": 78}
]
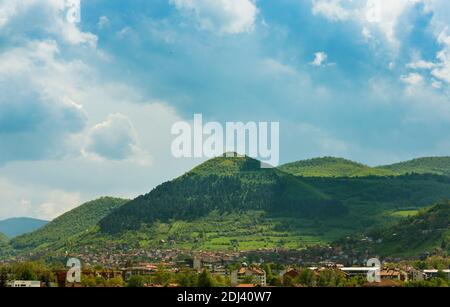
[
  {"left": 0, "top": 268, "right": 8, "bottom": 287},
  {"left": 127, "top": 275, "right": 145, "bottom": 288},
  {"left": 197, "top": 270, "right": 215, "bottom": 287},
  {"left": 107, "top": 276, "right": 124, "bottom": 287}
]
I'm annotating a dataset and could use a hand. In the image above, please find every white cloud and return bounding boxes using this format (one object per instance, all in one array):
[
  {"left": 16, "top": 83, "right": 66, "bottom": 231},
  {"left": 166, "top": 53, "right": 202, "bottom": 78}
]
[
  {"left": 311, "top": 0, "right": 419, "bottom": 46},
  {"left": 0, "top": 177, "right": 80, "bottom": 220},
  {"left": 432, "top": 80, "right": 443, "bottom": 88},
  {"left": 431, "top": 50, "right": 450, "bottom": 84},
  {"left": 407, "top": 60, "right": 437, "bottom": 69},
  {"left": 0, "top": 0, "right": 97, "bottom": 47},
  {"left": 0, "top": 40, "right": 88, "bottom": 163},
  {"left": 170, "top": 0, "right": 258, "bottom": 34},
  {"left": 36, "top": 190, "right": 81, "bottom": 220},
  {"left": 85, "top": 113, "right": 151, "bottom": 165},
  {"left": 310, "top": 52, "right": 328, "bottom": 66},
  {"left": 98, "top": 16, "right": 109, "bottom": 29},
  {"left": 364, "top": 0, "right": 416, "bottom": 44},
  {"left": 401, "top": 72, "right": 424, "bottom": 85},
  {"left": 312, "top": 0, "right": 351, "bottom": 21},
  {"left": 362, "top": 26, "right": 372, "bottom": 39}
]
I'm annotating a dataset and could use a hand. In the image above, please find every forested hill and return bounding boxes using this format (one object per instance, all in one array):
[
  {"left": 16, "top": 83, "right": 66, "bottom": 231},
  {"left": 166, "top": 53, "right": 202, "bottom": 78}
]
[
  {"left": 0, "top": 232, "right": 8, "bottom": 243},
  {"left": 344, "top": 202, "right": 450, "bottom": 257},
  {"left": 378, "top": 157, "right": 450, "bottom": 176},
  {"left": 279, "top": 157, "right": 396, "bottom": 177},
  {"left": 12, "top": 197, "right": 129, "bottom": 250},
  {"left": 99, "top": 156, "right": 347, "bottom": 234}
]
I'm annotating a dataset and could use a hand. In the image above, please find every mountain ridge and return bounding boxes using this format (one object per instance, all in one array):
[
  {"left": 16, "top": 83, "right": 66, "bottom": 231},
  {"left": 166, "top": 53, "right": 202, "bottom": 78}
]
[
  {"left": 279, "top": 157, "right": 396, "bottom": 177},
  {"left": 378, "top": 156, "right": 450, "bottom": 177},
  {"left": 0, "top": 217, "right": 48, "bottom": 238}
]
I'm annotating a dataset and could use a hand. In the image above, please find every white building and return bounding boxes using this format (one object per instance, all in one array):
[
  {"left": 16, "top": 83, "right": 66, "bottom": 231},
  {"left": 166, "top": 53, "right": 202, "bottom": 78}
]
[
  {"left": 423, "top": 269, "right": 450, "bottom": 280},
  {"left": 7, "top": 280, "right": 41, "bottom": 288}
]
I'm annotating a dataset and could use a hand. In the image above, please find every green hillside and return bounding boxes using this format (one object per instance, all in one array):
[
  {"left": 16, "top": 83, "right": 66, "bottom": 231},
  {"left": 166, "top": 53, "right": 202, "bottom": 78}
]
[
  {"left": 8, "top": 156, "right": 450, "bottom": 258},
  {"left": 280, "top": 157, "right": 396, "bottom": 177},
  {"left": 342, "top": 202, "right": 450, "bottom": 257},
  {"left": 99, "top": 156, "right": 346, "bottom": 234},
  {"left": 0, "top": 217, "right": 48, "bottom": 238},
  {"left": 378, "top": 157, "right": 450, "bottom": 176},
  {"left": 0, "top": 232, "right": 8, "bottom": 243},
  {"left": 12, "top": 197, "right": 128, "bottom": 251}
]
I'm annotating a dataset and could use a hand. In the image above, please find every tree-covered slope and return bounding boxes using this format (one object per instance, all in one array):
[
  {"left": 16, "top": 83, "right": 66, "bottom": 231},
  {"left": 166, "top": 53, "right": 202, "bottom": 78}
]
[
  {"left": 0, "top": 232, "right": 8, "bottom": 243},
  {"left": 378, "top": 157, "right": 450, "bottom": 176},
  {"left": 280, "top": 157, "right": 396, "bottom": 177},
  {"left": 12, "top": 197, "right": 129, "bottom": 250},
  {"left": 99, "top": 156, "right": 347, "bottom": 234},
  {"left": 0, "top": 217, "right": 48, "bottom": 238},
  {"left": 371, "top": 202, "right": 449, "bottom": 256}
]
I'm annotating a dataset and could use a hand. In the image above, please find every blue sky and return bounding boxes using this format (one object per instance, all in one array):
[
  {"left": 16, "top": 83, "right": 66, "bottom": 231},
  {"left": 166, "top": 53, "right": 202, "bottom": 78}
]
[{"left": 0, "top": 0, "right": 450, "bottom": 219}]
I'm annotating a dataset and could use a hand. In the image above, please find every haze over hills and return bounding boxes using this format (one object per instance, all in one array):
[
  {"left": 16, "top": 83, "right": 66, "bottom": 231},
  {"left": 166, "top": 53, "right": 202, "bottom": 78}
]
[
  {"left": 0, "top": 217, "right": 48, "bottom": 238},
  {"left": 378, "top": 157, "right": 450, "bottom": 177},
  {"left": 280, "top": 157, "right": 396, "bottom": 177},
  {"left": 4, "top": 155, "right": 450, "bottom": 258}
]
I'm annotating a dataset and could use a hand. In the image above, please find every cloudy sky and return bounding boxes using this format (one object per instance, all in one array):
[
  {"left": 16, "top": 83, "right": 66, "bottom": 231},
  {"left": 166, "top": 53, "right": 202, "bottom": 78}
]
[{"left": 1, "top": 0, "right": 450, "bottom": 220}]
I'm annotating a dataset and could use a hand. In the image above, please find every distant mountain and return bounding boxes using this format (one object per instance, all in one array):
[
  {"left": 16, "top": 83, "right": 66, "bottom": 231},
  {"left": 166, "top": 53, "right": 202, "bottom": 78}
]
[
  {"left": 0, "top": 217, "right": 48, "bottom": 238},
  {"left": 12, "top": 197, "right": 129, "bottom": 251},
  {"left": 99, "top": 155, "right": 346, "bottom": 234},
  {"left": 279, "top": 157, "right": 396, "bottom": 177},
  {"left": 344, "top": 202, "right": 450, "bottom": 257},
  {"left": 378, "top": 157, "right": 450, "bottom": 177}
]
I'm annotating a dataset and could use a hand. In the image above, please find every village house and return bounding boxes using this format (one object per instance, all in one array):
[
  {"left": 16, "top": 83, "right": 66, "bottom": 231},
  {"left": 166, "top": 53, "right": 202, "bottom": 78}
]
[
  {"left": 231, "top": 267, "right": 267, "bottom": 287},
  {"left": 380, "top": 269, "right": 408, "bottom": 282}
]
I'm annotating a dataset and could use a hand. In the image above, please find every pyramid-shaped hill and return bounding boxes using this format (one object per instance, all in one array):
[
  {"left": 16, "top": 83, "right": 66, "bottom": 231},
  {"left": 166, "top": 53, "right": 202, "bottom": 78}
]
[{"left": 99, "top": 155, "right": 347, "bottom": 234}]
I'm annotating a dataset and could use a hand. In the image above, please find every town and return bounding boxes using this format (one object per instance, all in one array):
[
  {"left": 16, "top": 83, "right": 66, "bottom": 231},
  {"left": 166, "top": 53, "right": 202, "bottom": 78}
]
[{"left": 1, "top": 245, "right": 448, "bottom": 287}]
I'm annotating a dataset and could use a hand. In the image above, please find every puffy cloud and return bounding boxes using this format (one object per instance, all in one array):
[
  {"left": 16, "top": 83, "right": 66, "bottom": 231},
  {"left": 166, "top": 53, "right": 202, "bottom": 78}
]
[
  {"left": 310, "top": 52, "right": 328, "bottom": 66},
  {"left": 431, "top": 49, "right": 450, "bottom": 84},
  {"left": 400, "top": 72, "right": 424, "bottom": 85},
  {"left": 170, "top": 0, "right": 258, "bottom": 34},
  {"left": 85, "top": 113, "right": 151, "bottom": 165},
  {"left": 364, "top": 0, "right": 416, "bottom": 43},
  {"left": 36, "top": 190, "right": 81, "bottom": 220},
  {"left": 312, "top": 0, "right": 351, "bottom": 21},
  {"left": 407, "top": 60, "right": 437, "bottom": 69},
  {"left": 0, "top": 0, "right": 97, "bottom": 47},
  {"left": 310, "top": 0, "right": 419, "bottom": 45},
  {"left": 0, "top": 40, "right": 87, "bottom": 163}
]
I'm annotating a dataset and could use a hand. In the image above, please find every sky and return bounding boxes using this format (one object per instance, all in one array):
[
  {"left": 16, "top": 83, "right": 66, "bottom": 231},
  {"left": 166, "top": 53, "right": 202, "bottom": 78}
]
[{"left": 1, "top": 0, "right": 450, "bottom": 220}]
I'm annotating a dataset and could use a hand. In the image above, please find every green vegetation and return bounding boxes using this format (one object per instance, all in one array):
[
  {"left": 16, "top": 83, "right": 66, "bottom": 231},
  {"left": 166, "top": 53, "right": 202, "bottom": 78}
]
[
  {"left": 389, "top": 210, "right": 419, "bottom": 218},
  {"left": 12, "top": 197, "right": 129, "bottom": 251},
  {"left": 5, "top": 155, "right": 450, "bottom": 259},
  {"left": 0, "top": 217, "right": 48, "bottom": 238},
  {"left": 279, "top": 157, "right": 396, "bottom": 177},
  {"left": 369, "top": 202, "right": 450, "bottom": 256},
  {"left": 0, "top": 232, "right": 8, "bottom": 243},
  {"left": 100, "top": 156, "right": 346, "bottom": 234},
  {"left": 378, "top": 156, "right": 450, "bottom": 176}
]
